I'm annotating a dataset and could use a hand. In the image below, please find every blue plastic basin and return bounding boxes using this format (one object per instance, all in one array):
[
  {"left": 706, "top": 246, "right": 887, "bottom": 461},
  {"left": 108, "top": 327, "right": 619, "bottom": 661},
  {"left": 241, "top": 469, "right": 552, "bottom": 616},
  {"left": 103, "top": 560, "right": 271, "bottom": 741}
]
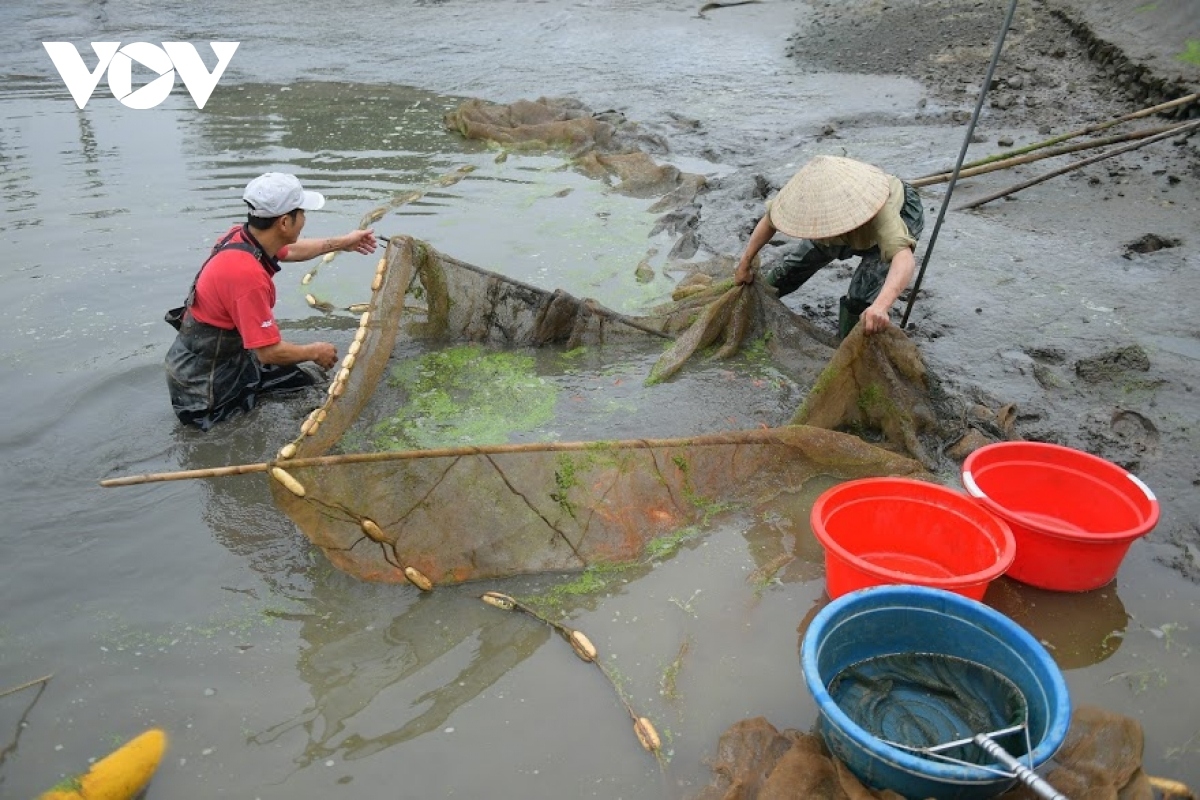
[{"left": 801, "top": 585, "right": 1071, "bottom": 800}]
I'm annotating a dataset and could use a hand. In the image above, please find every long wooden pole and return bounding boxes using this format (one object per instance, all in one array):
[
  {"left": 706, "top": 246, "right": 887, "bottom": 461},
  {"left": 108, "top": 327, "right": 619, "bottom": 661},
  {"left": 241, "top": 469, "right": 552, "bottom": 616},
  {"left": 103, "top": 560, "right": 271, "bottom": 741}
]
[
  {"left": 99, "top": 429, "right": 790, "bottom": 488},
  {"left": 909, "top": 124, "right": 1181, "bottom": 187},
  {"left": 912, "top": 92, "right": 1199, "bottom": 180},
  {"left": 956, "top": 120, "right": 1200, "bottom": 210}
]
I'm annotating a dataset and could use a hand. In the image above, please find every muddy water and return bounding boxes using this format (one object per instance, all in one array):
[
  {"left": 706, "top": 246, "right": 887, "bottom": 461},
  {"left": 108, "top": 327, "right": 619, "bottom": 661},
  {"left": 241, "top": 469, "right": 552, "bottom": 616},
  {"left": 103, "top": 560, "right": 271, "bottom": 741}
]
[{"left": 2, "top": 0, "right": 1199, "bottom": 797}]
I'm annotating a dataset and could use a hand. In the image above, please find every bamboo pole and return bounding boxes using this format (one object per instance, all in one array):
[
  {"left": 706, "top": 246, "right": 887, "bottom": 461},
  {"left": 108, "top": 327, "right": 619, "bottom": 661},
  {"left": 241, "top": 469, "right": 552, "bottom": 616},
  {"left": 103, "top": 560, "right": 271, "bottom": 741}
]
[
  {"left": 909, "top": 124, "right": 1181, "bottom": 187},
  {"left": 912, "top": 92, "right": 1199, "bottom": 180},
  {"left": 956, "top": 120, "right": 1200, "bottom": 211},
  {"left": 0, "top": 673, "right": 52, "bottom": 700},
  {"left": 99, "top": 428, "right": 791, "bottom": 488}
]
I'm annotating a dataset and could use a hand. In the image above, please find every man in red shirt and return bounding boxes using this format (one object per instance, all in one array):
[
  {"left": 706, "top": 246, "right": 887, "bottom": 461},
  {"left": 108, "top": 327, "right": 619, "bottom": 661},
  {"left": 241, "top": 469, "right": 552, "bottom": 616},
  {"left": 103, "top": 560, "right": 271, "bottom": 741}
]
[{"left": 165, "top": 173, "right": 377, "bottom": 430}]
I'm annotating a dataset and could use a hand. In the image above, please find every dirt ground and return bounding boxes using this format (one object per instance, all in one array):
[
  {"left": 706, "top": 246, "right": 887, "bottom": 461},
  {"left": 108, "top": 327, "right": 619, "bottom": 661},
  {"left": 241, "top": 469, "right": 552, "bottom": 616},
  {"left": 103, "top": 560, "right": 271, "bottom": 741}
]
[{"left": 683, "top": 0, "right": 1200, "bottom": 584}]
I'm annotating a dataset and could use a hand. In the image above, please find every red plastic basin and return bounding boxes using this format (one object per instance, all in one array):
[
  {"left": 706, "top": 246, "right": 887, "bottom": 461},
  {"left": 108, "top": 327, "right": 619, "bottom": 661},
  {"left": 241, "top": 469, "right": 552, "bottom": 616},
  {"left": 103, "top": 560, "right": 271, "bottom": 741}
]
[
  {"left": 962, "top": 441, "right": 1159, "bottom": 592},
  {"left": 810, "top": 477, "right": 1016, "bottom": 601}
]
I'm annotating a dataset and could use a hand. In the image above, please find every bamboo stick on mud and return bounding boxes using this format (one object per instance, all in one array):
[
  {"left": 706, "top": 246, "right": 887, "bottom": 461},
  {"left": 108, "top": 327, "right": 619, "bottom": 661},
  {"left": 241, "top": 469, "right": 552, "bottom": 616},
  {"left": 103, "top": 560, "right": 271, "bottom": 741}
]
[
  {"left": 956, "top": 120, "right": 1200, "bottom": 211},
  {"left": 99, "top": 428, "right": 794, "bottom": 487},
  {"left": 909, "top": 124, "right": 1182, "bottom": 187},
  {"left": 913, "top": 92, "right": 1199, "bottom": 180}
]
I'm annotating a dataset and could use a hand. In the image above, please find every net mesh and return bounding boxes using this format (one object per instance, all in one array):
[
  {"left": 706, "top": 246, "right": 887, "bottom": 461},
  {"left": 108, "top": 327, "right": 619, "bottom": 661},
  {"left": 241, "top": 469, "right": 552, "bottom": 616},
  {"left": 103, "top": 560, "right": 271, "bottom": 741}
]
[
  {"left": 266, "top": 236, "right": 933, "bottom": 585},
  {"left": 828, "top": 653, "right": 1029, "bottom": 767}
]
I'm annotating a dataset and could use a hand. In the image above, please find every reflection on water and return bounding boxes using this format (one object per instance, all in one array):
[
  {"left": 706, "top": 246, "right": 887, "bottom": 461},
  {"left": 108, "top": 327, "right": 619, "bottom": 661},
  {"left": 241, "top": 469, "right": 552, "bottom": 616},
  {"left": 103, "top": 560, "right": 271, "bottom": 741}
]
[
  {"left": 0, "top": 680, "right": 50, "bottom": 783},
  {"left": 184, "top": 429, "right": 554, "bottom": 772},
  {"left": 180, "top": 81, "right": 482, "bottom": 242},
  {"left": 987, "top": 579, "right": 1128, "bottom": 670},
  {"left": 742, "top": 475, "right": 842, "bottom": 586},
  {"left": 250, "top": 583, "right": 549, "bottom": 769}
]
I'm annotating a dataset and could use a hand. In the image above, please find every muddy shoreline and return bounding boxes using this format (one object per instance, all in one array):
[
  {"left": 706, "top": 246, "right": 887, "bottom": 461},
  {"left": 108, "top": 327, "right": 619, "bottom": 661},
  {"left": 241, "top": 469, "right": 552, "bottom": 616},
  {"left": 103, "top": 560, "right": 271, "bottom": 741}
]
[{"left": 675, "top": 0, "right": 1199, "bottom": 583}]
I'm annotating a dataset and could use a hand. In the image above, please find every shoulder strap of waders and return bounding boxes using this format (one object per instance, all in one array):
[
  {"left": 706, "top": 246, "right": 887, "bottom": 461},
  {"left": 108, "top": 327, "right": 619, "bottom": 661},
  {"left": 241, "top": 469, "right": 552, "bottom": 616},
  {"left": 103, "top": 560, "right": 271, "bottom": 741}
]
[{"left": 178, "top": 228, "right": 263, "bottom": 314}]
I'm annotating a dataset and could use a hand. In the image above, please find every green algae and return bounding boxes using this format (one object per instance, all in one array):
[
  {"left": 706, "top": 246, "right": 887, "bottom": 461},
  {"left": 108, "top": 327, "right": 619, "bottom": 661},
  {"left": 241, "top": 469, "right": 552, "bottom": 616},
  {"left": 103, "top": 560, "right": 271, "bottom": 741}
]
[
  {"left": 50, "top": 775, "right": 84, "bottom": 793},
  {"left": 550, "top": 452, "right": 591, "bottom": 520},
  {"left": 792, "top": 359, "right": 842, "bottom": 423},
  {"left": 857, "top": 383, "right": 891, "bottom": 416},
  {"left": 643, "top": 524, "right": 704, "bottom": 560},
  {"left": 522, "top": 525, "right": 705, "bottom": 611},
  {"left": 522, "top": 561, "right": 635, "bottom": 610},
  {"left": 1178, "top": 40, "right": 1200, "bottom": 66},
  {"left": 668, "top": 455, "right": 738, "bottom": 522},
  {"left": 372, "top": 344, "right": 559, "bottom": 450}
]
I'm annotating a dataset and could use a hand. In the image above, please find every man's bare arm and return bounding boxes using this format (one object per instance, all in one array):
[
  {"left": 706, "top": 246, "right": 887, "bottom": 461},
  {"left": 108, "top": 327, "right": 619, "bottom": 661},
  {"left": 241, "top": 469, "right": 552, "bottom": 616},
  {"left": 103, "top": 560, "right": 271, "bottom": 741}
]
[{"left": 281, "top": 229, "right": 377, "bottom": 262}]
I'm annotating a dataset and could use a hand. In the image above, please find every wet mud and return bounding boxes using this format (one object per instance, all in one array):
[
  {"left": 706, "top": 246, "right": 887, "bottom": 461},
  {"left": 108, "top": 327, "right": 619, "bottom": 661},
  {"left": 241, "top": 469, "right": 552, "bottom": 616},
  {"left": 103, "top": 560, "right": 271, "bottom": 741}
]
[{"left": 686, "top": 0, "right": 1200, "bottom": 589}]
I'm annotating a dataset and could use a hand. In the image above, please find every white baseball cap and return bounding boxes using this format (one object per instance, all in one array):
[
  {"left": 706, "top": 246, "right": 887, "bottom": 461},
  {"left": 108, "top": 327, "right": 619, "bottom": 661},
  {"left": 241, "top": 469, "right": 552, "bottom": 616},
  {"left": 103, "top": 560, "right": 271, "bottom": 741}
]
[{"left": 243, "top": 172, "right": 326, "bottom": 218}]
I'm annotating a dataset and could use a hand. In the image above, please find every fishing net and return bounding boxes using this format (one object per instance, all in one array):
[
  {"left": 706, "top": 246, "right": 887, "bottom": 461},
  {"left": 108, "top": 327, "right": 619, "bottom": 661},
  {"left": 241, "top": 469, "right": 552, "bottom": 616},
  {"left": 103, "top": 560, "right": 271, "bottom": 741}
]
[
  {"left": 827, "top": 653, "right": 1029, "bottom": 768},
  {"left": 252, "top": 96, "right": 960, "bottom": 587},
  {"left": 266, "top": 236, "right": 933, "bottom": 586},
  {"left": 444, "top": 97, "right": 623, "bottom": 152},
  {"left": 691, "top": 706, "right": 1178, "bottom": 800},
  {"left": 445, "top": 96, "right": 706, "bottom": 213},
  {"left": 792, "top": 324, "right": 941, "bottom": 469}
]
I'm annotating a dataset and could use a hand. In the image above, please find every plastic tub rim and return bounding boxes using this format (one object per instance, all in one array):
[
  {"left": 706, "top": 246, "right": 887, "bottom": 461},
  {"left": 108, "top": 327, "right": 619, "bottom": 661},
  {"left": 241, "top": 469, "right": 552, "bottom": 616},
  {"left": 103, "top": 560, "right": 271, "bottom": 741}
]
[
  {"left": 962, "top": 442, "right": 1160, "bottom": 544},
  {"left": 811, "top": 476, "right": 1017, "bottom": 591},
  {"left": 801, "top": 585, "right": 1072, "bottom": 787}
]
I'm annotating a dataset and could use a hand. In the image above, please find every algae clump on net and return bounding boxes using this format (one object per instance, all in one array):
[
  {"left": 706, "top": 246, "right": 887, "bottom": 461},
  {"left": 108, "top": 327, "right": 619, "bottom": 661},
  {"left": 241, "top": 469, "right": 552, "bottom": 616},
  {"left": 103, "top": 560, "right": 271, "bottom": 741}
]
[{"left": 372, "top": 344, "right": 559, "bottom": 451}]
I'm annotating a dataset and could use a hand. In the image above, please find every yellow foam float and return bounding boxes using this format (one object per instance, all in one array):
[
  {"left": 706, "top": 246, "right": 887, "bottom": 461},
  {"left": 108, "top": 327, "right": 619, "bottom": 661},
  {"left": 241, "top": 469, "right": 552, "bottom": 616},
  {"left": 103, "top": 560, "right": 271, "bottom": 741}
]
[{"left": 40, "top": 728, "right": 167, "bottom": 800}]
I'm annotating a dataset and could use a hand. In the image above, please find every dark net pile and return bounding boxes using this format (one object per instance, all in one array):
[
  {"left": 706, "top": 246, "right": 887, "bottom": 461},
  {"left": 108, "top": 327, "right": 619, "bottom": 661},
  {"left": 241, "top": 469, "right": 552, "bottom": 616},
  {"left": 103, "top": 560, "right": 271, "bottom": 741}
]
[{"left": 828, "top": 653, "right": 1029, "bottom": 767}]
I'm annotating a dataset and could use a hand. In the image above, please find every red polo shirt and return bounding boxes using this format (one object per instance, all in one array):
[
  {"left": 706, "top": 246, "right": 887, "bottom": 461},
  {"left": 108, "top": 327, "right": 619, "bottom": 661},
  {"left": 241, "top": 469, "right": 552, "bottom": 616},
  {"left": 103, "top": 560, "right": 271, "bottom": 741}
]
[{"left": 189, "top": 225, "right": 291, "bottom": 350}]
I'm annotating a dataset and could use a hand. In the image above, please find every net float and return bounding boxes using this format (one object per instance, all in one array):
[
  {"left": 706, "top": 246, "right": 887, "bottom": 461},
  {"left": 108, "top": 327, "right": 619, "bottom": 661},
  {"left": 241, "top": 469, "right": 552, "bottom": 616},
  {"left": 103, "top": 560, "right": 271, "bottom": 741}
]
[
  {"left": 569, "top": 630, "right": 597, "bottom": 662},
  {"left": 361, "top": 519, "right": 387, "bottom": 543},
  {"left": 270, "top": 467, "right": 306, "bottom": 497},
  {"left": 634, "top": 717, "right": 661, "bottom": 752},
  {"left": 481, "top": 591, "right": 516, "bottom": 611},
  {"left": 404, "top": 566, "right": 433, "bottom": 591}
]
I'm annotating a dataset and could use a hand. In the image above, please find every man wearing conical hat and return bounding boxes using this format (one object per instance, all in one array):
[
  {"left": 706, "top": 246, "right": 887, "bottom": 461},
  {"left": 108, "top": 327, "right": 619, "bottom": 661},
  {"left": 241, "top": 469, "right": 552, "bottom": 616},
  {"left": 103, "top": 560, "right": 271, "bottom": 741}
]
[{"left": 733, "top": 155, "right": 924, "bottom": 337}]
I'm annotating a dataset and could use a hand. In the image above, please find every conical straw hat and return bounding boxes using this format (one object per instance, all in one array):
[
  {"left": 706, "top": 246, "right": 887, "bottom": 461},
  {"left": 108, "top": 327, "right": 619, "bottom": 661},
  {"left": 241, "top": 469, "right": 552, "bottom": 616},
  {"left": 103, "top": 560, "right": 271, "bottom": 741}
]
[{"left": 768, "top": 156, "right": 890, "bottom": 239}]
